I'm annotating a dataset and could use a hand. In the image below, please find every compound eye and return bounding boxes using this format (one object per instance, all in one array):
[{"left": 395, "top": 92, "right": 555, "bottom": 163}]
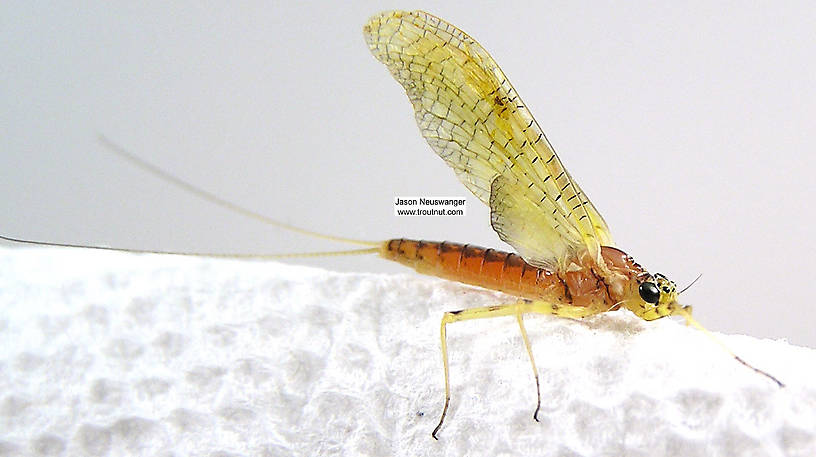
[{"left": 638, "top": 282, "right": 661, "bottom": 304}]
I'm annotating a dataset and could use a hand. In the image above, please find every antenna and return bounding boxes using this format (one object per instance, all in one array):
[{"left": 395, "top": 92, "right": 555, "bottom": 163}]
[{"left": 678, "top": 273, "right": 703, "bottom": 295}]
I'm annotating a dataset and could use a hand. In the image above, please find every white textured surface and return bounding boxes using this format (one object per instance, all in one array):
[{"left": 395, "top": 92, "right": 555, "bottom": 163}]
[{"left": 1, "top": 247, "right": 815, "bottom": 457}]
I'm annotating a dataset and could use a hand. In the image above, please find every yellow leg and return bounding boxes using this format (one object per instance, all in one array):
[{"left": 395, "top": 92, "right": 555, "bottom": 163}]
[
  {"left": 516, "top": 313, "right": 540, "bottom": 421},
  {"left": 431, "top": 300, "right": 602, "bottom": 439}
]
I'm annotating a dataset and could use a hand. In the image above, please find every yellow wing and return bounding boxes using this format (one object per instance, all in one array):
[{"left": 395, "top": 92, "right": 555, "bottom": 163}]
[{"left": 364, "top": 10, "right": 613, "bottom": 268}]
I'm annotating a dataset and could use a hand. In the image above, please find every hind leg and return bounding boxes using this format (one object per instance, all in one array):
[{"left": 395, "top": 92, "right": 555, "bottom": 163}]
[{"left": 431, "top": 300, "right": 602, "bottom": 439}]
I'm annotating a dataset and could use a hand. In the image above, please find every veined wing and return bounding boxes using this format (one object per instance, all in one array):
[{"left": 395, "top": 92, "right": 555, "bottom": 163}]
[{"left": 363, "top": 10, "right": 613, "bottom": 268}]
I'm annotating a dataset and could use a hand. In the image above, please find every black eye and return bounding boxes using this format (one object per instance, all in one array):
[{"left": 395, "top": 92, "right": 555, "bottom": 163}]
[{"left": 639, "top": 282, "right": 661, "bottom": 304}]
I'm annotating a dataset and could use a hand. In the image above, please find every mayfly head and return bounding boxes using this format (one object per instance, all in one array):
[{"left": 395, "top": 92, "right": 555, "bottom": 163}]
[{"left": 628, "top": 272, "right": 685, "bottom": 321}]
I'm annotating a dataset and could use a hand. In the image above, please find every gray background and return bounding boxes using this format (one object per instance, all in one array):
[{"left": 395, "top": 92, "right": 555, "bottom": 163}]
[{"left": 2, "top": 2, "right": 814, "bottom": 348}]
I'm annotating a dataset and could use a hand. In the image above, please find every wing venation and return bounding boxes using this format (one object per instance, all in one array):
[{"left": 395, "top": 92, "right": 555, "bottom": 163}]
[{"left": 364, "top": 10, "right": 614, "bottom": 265}]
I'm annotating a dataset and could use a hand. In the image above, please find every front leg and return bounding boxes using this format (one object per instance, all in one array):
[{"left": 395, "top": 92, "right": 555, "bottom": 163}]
[{"left": 432, "top": 300, "right": 603, "bottom": 439}]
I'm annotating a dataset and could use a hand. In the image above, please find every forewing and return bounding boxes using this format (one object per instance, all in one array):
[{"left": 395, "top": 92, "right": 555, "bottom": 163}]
[
  {"left": 489, "top": 175, "right": 581, "bottom": 269},
  {"left": 364, "top": 10, "right": 613, "bottom": 266}
]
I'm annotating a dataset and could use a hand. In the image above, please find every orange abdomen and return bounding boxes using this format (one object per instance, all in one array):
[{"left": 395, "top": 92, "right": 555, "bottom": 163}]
[
  {"left": 379, "top": 239, "right": 569, "bottom": 302},
  {"left": 380, "top": 239, "right": 643, "bottom": 307}
]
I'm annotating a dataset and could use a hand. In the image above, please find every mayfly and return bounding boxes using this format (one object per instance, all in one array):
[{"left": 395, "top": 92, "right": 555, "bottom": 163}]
[{"left": 1, "top": 10, "right": 783, "bottom": 439}]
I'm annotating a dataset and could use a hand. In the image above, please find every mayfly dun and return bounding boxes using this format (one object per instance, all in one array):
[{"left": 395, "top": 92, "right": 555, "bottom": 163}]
[{"left": 1, "top": 10, "right": 784, "bottom": 439}]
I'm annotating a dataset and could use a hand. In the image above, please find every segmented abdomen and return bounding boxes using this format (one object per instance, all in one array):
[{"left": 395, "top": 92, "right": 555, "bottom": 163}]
[{"left": 380, "top": 238, "right": 569, "bottom": 302}]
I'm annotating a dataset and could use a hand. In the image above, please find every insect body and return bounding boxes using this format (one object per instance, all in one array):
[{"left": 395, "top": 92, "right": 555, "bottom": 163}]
[
  {"left": 361, "top": 10, "right": 782, "bottom": 438},
  {"left": 382, "top": 239, "right": 646, "bottom": 311}
]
